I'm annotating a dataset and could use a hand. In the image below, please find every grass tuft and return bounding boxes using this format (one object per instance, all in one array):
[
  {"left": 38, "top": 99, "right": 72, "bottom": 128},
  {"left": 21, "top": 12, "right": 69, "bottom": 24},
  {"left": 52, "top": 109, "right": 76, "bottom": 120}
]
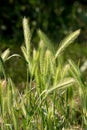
[{"left": 0, "top": 18, "right": 86, "bottom": 129}]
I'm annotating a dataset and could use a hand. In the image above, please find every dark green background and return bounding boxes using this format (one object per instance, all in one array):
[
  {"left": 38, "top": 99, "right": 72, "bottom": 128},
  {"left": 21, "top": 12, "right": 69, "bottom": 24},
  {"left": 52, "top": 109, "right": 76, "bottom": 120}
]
[{"left": 0, "top": 0, "right": 87, "bottom": 44}]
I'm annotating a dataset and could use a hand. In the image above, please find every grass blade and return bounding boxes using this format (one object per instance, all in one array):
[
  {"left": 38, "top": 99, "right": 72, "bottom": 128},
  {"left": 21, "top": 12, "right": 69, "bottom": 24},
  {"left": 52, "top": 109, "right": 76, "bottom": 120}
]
[{"left": 38, "top": 30, "right": 55, "bottom": 53}]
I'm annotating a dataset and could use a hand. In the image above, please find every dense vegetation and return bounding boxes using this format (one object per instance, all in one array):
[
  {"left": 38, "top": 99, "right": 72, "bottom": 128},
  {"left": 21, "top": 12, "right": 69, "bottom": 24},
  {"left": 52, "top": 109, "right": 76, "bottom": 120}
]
[
  {"left": 0, "top": 18, "right": 87, "bottom": 130},
  {"left": 0, "top": 1, "right": 87, "bottom": 129}
]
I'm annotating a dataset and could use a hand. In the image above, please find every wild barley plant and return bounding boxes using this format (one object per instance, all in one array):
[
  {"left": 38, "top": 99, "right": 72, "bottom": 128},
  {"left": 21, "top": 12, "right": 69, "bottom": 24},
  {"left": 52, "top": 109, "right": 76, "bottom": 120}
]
[
  {"left": 21, "top": 17, "right": 82, "bottom": 129},
  {"left": 0, "top": 17, "right": 86, "bottom": 130}
]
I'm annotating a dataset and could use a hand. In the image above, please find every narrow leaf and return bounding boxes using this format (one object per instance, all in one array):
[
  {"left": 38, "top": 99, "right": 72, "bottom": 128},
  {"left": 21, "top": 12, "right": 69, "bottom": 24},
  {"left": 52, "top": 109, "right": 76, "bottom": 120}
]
[{"left": 38, "top": 30, "right": 54, "bottom": 53}]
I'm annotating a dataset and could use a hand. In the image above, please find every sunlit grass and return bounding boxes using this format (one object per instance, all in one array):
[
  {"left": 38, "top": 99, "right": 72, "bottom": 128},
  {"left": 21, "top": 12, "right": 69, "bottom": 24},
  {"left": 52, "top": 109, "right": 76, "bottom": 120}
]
[{"left": 0, "top": 18, "right": 86, "bottom": 130}]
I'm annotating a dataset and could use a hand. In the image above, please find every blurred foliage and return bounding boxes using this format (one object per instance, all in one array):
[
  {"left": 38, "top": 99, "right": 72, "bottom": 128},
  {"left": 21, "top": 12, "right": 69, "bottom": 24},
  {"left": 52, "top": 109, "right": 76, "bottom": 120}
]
[{"left": 0, "top": 0, "right": 87, "bottom": 44}]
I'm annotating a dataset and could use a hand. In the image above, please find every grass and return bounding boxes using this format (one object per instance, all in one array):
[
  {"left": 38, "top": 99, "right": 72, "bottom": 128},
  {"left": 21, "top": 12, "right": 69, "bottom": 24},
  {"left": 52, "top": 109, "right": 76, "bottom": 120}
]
[{"left": 0, "top": 17, "right": 87, "bottom": 130}]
